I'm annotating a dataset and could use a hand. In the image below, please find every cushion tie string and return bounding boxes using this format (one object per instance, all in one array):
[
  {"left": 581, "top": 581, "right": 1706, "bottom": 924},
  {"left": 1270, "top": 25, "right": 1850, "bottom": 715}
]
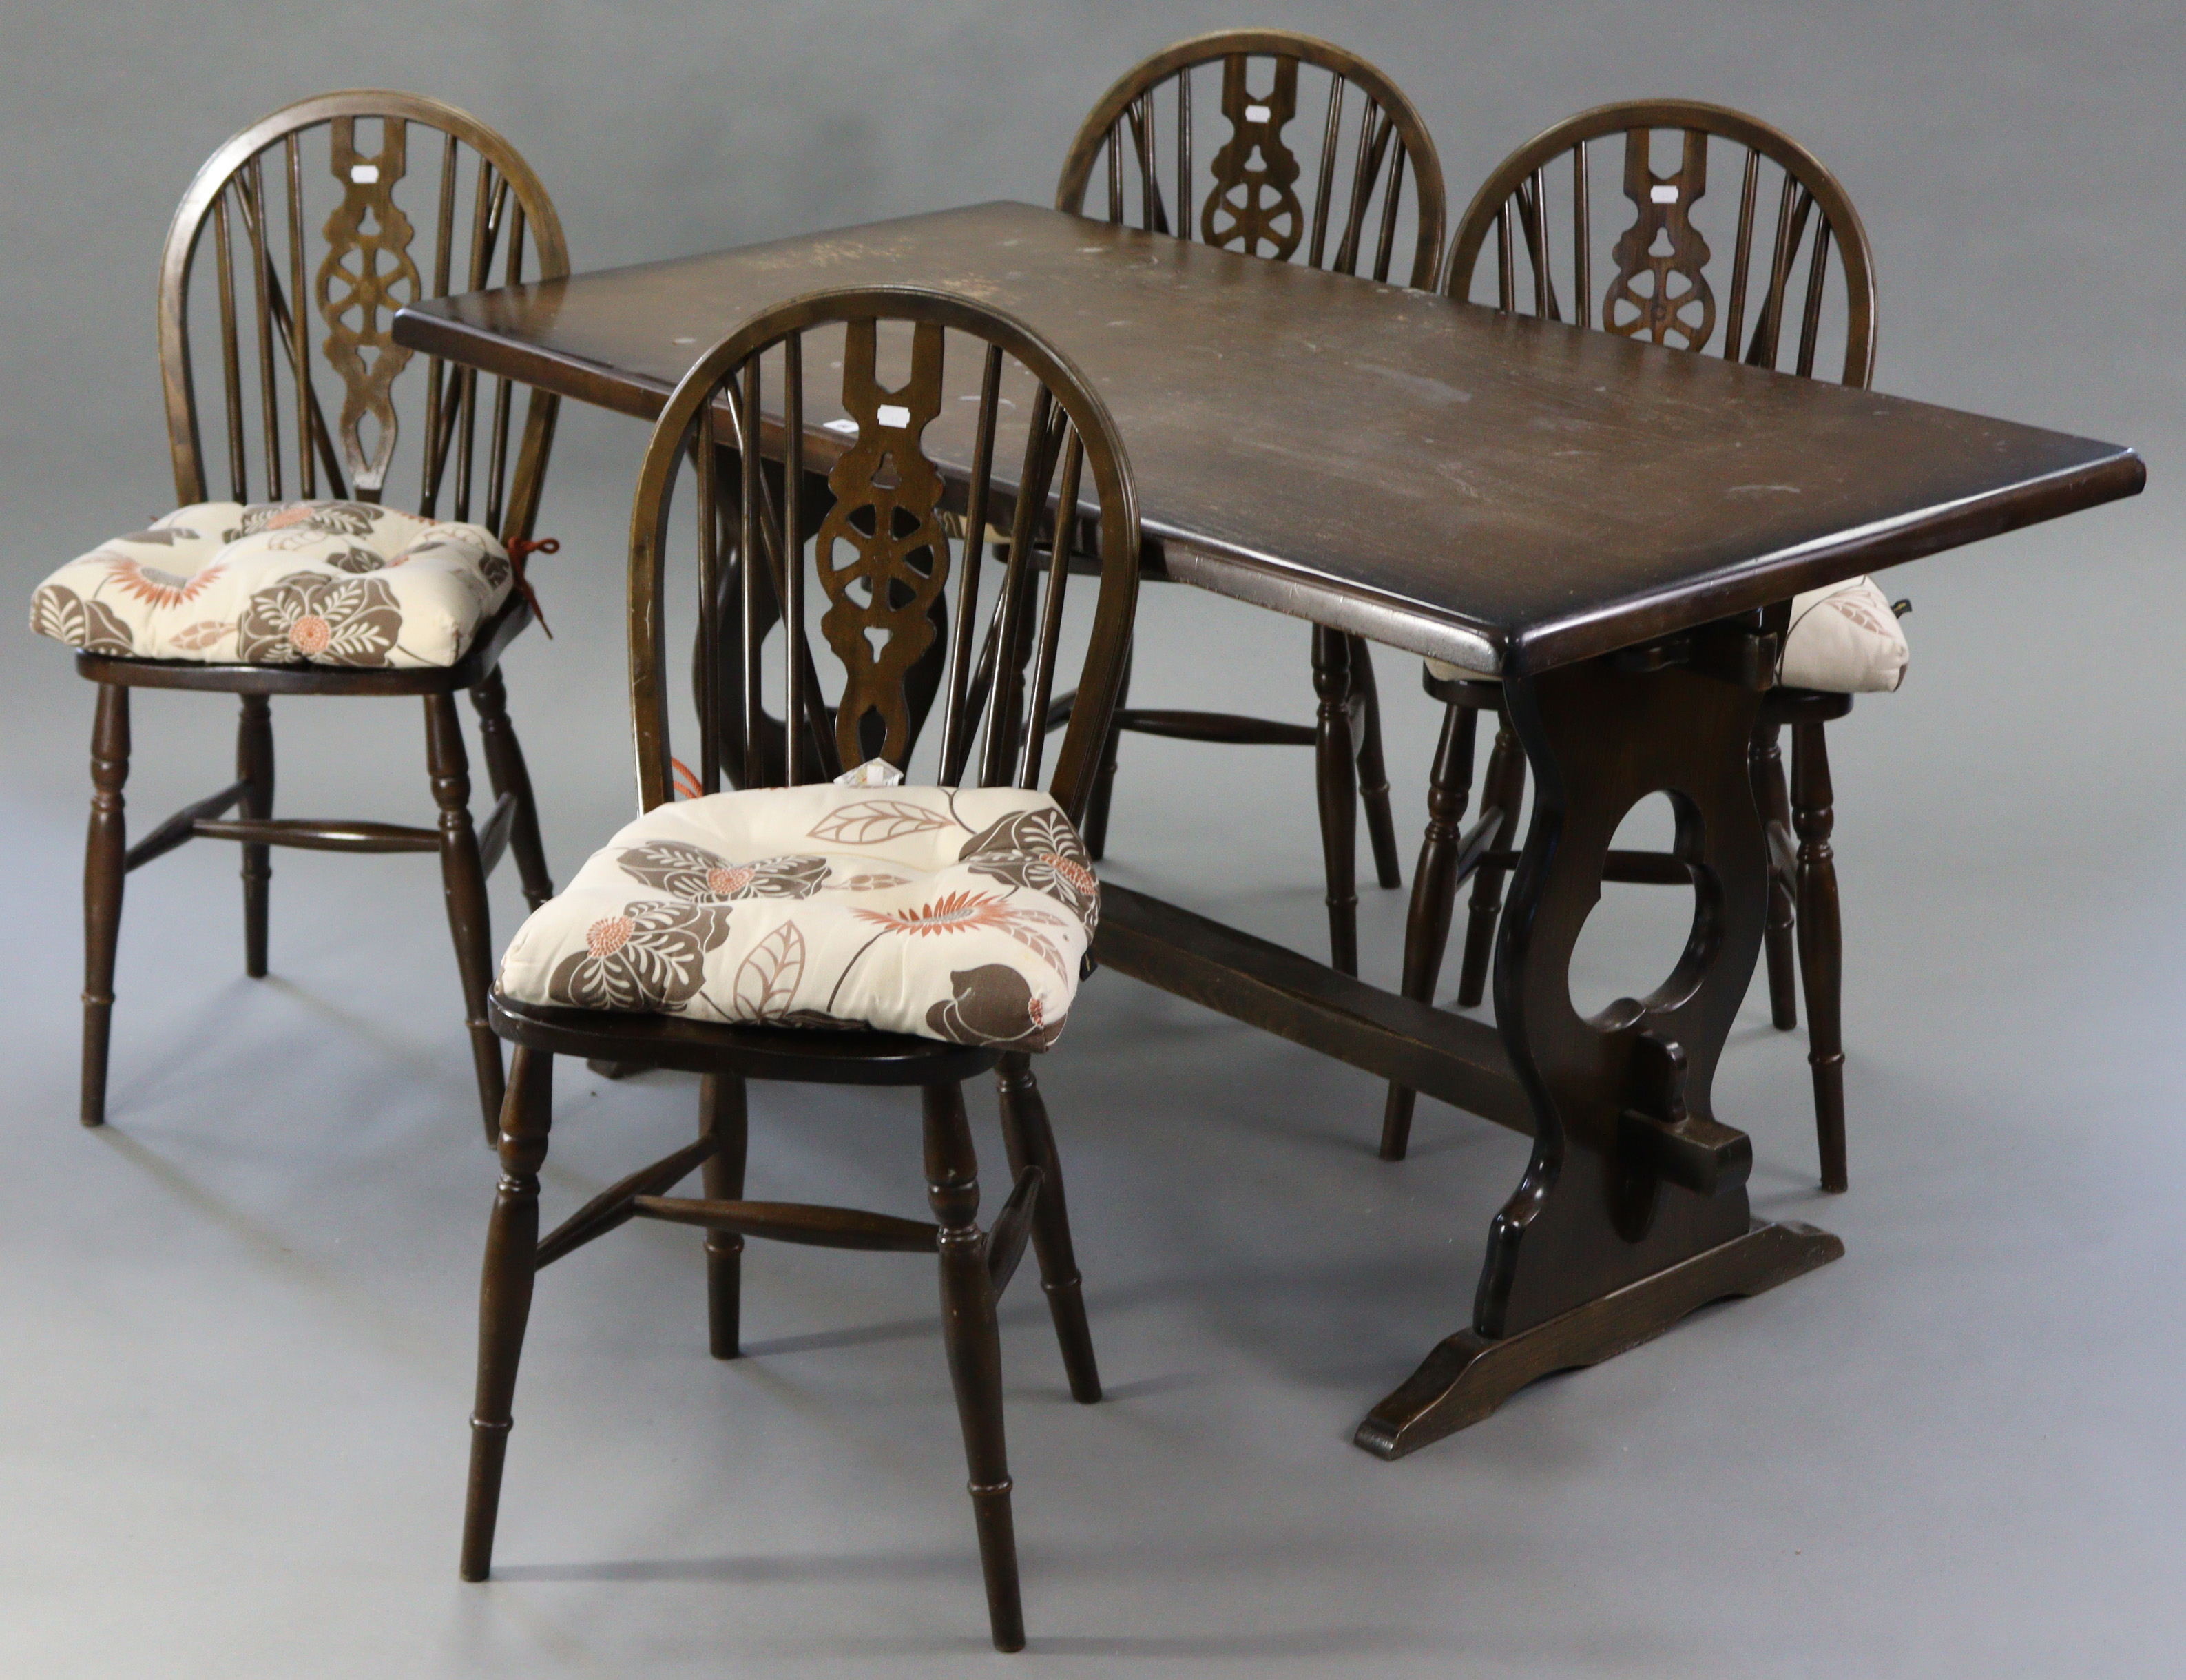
[
  {"left": 506, "top": 537, "right": 558, "bottom": 638},
  {"left": 671, "top": 758, "right": 703, "bottom": 800}
]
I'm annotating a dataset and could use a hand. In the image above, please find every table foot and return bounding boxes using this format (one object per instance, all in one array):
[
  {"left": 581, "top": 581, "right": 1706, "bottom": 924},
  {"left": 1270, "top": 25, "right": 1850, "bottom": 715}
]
[{"left": 1355, "top": 1218, "right": 1841, "bottom": 1459}]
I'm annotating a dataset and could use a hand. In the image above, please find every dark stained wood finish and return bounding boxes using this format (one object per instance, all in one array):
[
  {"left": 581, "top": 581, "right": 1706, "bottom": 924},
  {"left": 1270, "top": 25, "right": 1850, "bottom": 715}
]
[
  {"left": 470, "top": 667, "right": 554, "bottom": 911},
  {"left": 406, "top": 203, "right": 2141, "bottom": 1457},
  {"left": 699, "top": 1072, "right": 748, "bottom": 1358},
  {"left": 995, "top": 1051, "right": 1101, "bottom": 1402},
  {"left": 1356, "top": 1220, "right": 1842, "bottom": 1457},
  {"left": 459, "top": 289, "right": 1135, "bottom": 1652},
  {"left": 237, "top": 694, "right": 273, "bottom": 976},
  {"left": 1096, "top": 884, "right": 1533, "bottom": 1131},
  {"left": 393, "top": 201, "right": 2141, "bottom": 679},
  {"left": 1445, "top": 99, "right": 1875, "bottom": 386},
  {"left": 80, "top": 685, "right": 129, "bottom": 1128},
  {"left": 67, "top": 92, "right": 565, "bottom": 1137},
  {"left": 1391, "top": 104, "right": 1906, "bottom": 1185},
  {"left": 1054, "top": 28, "right": 1446, "bottom": 287},
  {"left": 461, "top": 1040, "right": 551, "bottom": 1583},
  {"left": 426, "top": 690, "right": 502, "bottom": 1145},
  {"left": 1052, "top": 30, "right": 1443, "bottom": 958},
  {"left": 1791, "top": 714, "right": 1847, "bottom": 1192},
  {"left": 1379, "top": 701, "right": 1476, "bottom": 1159},
  {"left": 1753, "top": 722, "right": 1798, "bottom": 1030}
]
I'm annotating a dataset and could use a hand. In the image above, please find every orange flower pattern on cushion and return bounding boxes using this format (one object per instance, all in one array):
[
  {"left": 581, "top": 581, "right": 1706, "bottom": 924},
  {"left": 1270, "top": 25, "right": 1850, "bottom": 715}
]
[
  {"left": 615, "top": 841, "right": 831, "bottom": 902},
  {"left": 103, "top": 554, "right": 225, "bottom": 610},
  {"left": 956, "top": 806, "right": 1099, "bottom": 936},
  {"left": 851, "top": 889, "right": 1071, "bottom": 982},
  {"left": 235, "top": 574, "right": 404, "bottom": 665},
  {"left": 29, "top": 499, "right": 514, "bottom": 669},
  {"left": 545, "top": 900, "right": 736, "bottom": 1010}
]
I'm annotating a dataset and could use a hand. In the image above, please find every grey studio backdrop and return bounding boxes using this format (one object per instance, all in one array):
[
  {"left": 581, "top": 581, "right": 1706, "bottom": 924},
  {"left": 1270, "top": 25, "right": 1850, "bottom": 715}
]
[{"left": 1, "top": 2, "right": 2179, "bottom": 1677}]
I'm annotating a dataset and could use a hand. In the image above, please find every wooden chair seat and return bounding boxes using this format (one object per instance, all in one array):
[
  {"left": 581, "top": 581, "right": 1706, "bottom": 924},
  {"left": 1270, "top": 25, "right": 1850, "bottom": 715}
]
[{"left": 490, "top": 993, "right": 999, "bottom": 1084}]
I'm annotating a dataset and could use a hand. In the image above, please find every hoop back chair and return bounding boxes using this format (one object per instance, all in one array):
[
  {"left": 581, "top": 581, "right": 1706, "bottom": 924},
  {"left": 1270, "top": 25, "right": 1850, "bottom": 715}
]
[
  {"left": 56, "top": 92, "right": 567, "bottom": 1139},
  {"left": 464, "top": 287, "right": 1139, "bottom": 1653},
  {"left": 1051, "top": 29, "right": 1447, "bottom": 975},
  {"left": 1380, "top": 101, "right": 1881, "bottom": 1190}
]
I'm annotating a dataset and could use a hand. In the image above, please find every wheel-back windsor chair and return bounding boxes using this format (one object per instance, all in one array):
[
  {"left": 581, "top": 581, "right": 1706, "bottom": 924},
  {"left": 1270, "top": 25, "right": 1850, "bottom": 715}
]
[
  {"left": 44, "top": 92, "right": 567, "bottom": 1141},
  {"left": 461, "top": 286, "right": 1138, "bottom": 1654},
  {"left": 1379, "top": 100, "right": 1884, "bottom": 1190},
  {"left": 1050, "top": 28, "right": 1447, "bottom": 975}
]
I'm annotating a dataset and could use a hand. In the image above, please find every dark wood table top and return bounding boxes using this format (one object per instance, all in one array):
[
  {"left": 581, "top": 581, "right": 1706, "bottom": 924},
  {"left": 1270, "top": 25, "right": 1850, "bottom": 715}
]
[{"left": 394, "top": 200, "right": 2143, "bottom": 677}]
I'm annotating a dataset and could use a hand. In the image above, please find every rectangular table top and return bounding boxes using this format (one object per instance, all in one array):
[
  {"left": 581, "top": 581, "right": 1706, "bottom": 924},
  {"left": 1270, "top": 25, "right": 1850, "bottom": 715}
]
[{"left": 395, "top": 201, "right": 2143, "bottom": 676}]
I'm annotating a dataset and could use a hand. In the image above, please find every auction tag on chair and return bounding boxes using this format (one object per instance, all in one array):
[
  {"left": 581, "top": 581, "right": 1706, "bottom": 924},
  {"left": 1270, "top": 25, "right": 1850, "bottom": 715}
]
[{"left": 834, "top": 757, "right": 906, "bottom": 787}]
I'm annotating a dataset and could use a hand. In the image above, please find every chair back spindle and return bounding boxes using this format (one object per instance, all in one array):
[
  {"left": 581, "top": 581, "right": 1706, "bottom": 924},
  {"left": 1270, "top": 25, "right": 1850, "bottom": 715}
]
[
  {"left": 628, "top": 289, "right": 1140, "bottom": 829},
  {"left": 1056, "top": 29, "right": 1446, "bottom": 291},
  {"left": 157, "top": 92, "right": 568, "bottom": 546},
  {"left": 1444, "top": 100, "right": 1875, "bottom": 389}
]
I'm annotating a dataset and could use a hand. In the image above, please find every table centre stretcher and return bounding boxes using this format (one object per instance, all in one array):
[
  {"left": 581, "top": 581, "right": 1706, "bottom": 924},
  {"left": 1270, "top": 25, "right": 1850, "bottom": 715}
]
[{"left": 395, "top": 200, "right": 2142, "bottom": 1455}]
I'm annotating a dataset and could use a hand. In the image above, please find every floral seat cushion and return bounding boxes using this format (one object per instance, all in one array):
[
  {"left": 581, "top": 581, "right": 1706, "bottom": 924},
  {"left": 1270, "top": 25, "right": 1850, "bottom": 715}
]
[
  {"left": 1424, "top": 575, "right": 1909, "bottom": 694},
  {"left": 497, "top": 785, "right": 1099, "bottom": 1052},
  {"left": 29, "top": 501, "right": 513, "bottom": 668}
]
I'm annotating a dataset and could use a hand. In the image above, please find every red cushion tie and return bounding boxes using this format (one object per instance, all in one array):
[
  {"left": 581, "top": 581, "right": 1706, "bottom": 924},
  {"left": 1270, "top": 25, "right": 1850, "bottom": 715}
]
[{"left": 506, "top": 537, "right": 558, "bottom": 639}]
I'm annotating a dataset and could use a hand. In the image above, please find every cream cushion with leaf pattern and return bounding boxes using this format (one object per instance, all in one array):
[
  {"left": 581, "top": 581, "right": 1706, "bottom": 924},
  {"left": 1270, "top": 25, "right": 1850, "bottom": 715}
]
[
  {"left": 1424, "top": 575, "right": 1908, "bottom": 693},
  {"left": 28, "top": 500, "right": 512, "bottom": 668},
  {"left": 497, "top": 785, "right": 1099, "bottom": 1052},
  {"left": 1776, "top": 576, "right": 1908, "bottom": 693}
]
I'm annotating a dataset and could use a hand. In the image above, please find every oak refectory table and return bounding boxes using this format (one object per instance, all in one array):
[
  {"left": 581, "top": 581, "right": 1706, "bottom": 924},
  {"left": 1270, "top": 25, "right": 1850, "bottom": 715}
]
[{"left": 392, "top": 201, "right": 2143, "bottom": 1458}]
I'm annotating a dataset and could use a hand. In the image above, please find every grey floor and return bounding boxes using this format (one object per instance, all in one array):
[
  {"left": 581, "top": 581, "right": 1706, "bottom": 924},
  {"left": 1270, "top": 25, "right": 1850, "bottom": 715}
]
[{"left": 4, "top": 2, "right": 2183, "bottom": 1675}]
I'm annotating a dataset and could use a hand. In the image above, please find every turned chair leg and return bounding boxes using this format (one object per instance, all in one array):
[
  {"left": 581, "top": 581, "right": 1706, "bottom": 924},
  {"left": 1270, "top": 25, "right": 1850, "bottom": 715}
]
[
  {"left": 461, "top": 1045, "right": 553, "bottom": 1582},
  {"left": 994, "top": 1053, "right": 1101, "bottom": 1402},
  {"left": 471, "top": 668, "right": 554, "bottom": 911},
  {"left": 1381, "top": 703, "right": 1479, "bottom": 1161},
  {"left": 700, "top": 1072, "right": 749, "bottom": 1358},
  {"left": 238, "top": 694, "right": 273, "bottom": 978},
  {"left": 1081, "top": 639, "right": 1130, "bottom": 864},
  {"left": 1348, "top": 636, "right": 1404, "bottom": 893},
  {"left": 1311, "top": 624, "right": 1362, "bottom": 975},
  {"left": 81, "top": 683, "right": 129, "bottom": 1129},
  {"left": 1754, "top": 721, "right": 1798, "bottom": 1030},
  {"left": 1456, "top": 710, "right": 1526, "bottom": 1008},
  {"left": 425, "top": 694, "right": 505, "bottom": 1144},
  {"left": 1792, "top": 720, "right": 1847, "bottom": 1193},
  {"left": 924, "top": 1081, "right": 1023, "bottom": 1653}
]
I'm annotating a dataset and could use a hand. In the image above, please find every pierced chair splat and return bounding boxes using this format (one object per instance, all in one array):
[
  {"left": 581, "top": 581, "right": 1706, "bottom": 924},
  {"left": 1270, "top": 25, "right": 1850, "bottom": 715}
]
[
  {"left": 31, "top": 90, "right": 569, "bottom": 1141},
  {"left": 459, "top": 287, "right": 1140, "bottom": 1655},
  {"left": 1379, "top": 100, "right": 1905, "bottom": 1190},
  {"left": 1049, "top": 28, "right": 1448, "bottom": 975}
]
